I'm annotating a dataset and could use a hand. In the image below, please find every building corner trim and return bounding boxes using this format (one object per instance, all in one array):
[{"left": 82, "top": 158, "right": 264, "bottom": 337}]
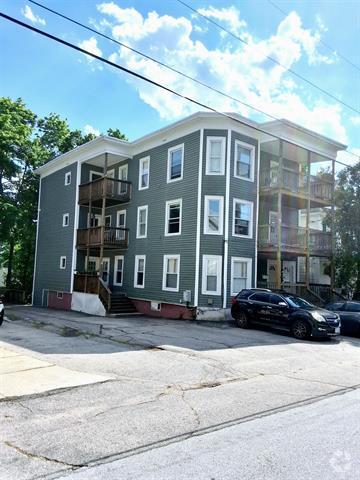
[
  {"left": 31, "top": 177, "right": 42, "bottom": 305},
  {"left": 254, "top": 140, "right": 260, "bottom": 288},
  {"left": 70, "top": 161, "right": 81, "bottom": 293},
  {"left": 194, "top": 129, "right": 204, "bottom": 308},
  {"left": 223, "top": 129, "right": 231, "bottom": 308}
]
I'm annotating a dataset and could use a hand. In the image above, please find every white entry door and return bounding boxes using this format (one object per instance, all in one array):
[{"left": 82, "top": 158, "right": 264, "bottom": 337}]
[
  {"left": 101, "top": 258, "right": 110, "bottom": 285},
  {"left": 282, "top": 261, "right": 296, "bottom": 284}
]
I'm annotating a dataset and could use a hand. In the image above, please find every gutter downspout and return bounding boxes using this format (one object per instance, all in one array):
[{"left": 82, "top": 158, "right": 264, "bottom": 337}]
[{"left": 194, "top": 129, "right": 204, "bottom": 310}]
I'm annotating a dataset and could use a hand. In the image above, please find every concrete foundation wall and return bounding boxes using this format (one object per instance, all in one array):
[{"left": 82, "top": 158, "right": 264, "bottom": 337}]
[{"left": 71, "top": 292, "right": 106, "bottom": 317}]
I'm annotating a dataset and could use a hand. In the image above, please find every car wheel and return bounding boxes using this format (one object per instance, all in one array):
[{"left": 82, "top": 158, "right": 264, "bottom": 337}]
[
  {"left": 0, "top": 315, "right": 3, "bottom": 327},
  {"left": 235, "top": 311, "right": 249, "bottom": 329},
  {"left": 291, "top": 319, "right": 309, "bottom": 340}
]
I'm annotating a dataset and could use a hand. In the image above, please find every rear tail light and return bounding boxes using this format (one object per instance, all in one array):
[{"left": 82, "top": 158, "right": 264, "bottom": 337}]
[{"left": 231, "top": 296, "right": 237, "bottom": 305}]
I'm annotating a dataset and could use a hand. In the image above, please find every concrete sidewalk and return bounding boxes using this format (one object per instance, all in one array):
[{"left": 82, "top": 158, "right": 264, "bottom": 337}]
[{"left": 0, "top": 345, "right": 112, "bottom": 399}]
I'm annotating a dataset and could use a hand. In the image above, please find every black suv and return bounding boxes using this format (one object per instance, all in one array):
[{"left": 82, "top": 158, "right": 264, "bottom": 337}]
[{"left": 231, "top": 289, "right": 341, "bottom": 340}]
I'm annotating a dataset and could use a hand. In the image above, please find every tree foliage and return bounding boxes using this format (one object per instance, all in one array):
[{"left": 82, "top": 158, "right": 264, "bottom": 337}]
[
  {"left": 0, "top": 97, "right": 127, "bottom": 297},
  {"left": 333, "top": 162, "right": 360, "bottom": 299}
]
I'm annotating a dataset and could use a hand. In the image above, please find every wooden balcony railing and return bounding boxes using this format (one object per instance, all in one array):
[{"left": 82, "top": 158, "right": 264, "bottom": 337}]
[
  {"left": 73, "top": 273, "right": 99, "bottom": 294},
  {"left": 260, "top": 170, "right": 332, "bottom": 202},
  {"left": 79, "top": 177, "right": 131, "bottom": 205},
  {"left": 258, "top": 225, "right": 331, "bottom": 254},
  {"left": 76, "top": 226, "right": 129, "bottom": 249}
]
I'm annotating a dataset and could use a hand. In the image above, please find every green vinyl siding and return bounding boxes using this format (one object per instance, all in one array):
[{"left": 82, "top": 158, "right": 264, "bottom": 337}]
[{"left": 33, "top": 162, "right": 78, "bottom": 305}]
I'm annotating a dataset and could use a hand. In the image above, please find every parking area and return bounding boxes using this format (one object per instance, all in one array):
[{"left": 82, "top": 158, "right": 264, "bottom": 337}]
[{"left": 1, "top": 306, "right": 360, "bottom": 480}]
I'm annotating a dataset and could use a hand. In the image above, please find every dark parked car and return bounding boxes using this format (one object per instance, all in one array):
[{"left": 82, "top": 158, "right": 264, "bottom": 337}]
[
  {"left": 231, "top": 289, "right": 340, "bottom": 340},
  {"left": 325, "top": 301, "right": 360, "bottom": 337}
]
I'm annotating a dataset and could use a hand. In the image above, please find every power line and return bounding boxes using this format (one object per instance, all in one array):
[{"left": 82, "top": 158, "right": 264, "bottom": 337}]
[
  {"left": 26, "top": 0, "right": 360, "bottom": 164},
  {"left": 177, "top": 0, "right": 360, "bottom": 116},
  {"left": 0, "top": 11, "right": 358, "bottom": 167},
  {"left": 267, "top": 0, "right": 360, "bottom": 73},
  {"left": 28, "top": 0, "right": 281, "bottom": 123}
]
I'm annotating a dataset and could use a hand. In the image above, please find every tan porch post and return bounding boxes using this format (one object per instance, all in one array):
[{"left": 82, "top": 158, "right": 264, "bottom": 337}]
[{"left": 305, "top": 150, "right": 311, "bottom": 289}]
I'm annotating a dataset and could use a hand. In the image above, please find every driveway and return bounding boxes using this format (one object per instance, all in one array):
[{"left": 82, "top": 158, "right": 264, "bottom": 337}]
[{"left": 1, "top": 306, "right": 360, "bottom": 480}]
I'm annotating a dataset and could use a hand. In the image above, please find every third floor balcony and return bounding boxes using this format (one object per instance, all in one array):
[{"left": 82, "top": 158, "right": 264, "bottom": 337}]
[{"left": 78, "top": 177, "right": 131, "bottom": 207}]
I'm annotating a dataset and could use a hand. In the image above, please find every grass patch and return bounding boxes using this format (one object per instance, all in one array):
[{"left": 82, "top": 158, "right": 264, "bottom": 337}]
[{"left": 59, "top": 326, "right": 82, "bottom": 337}]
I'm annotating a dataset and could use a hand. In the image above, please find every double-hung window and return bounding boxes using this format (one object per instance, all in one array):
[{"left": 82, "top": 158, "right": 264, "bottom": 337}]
[
  {"left": 165, "top": 199, "right": 182, "bottom": 236},
  {"left": 114, "top": 255, "right": 124, "bottom": 286},
  {"left": 233, "top": 199, "right": 253, "bottom": 238},
  {"left": 139, "top": 157, "right": 150, "bottom": 190},
  {"left": 167, "top": 144, "right": 184, "bottom": 182},
  {"left": 134, "top": 255, "right": 146, "bottom": 288},
  {"left": 231, "top": 257, "right": 252, "bottom": 295},
  {"left": 162, "top": 255, "right": 180, "bottom": 292},
  {"left": 234, "top": 140, "right": 255, "bottom": 181},
  {"left": 137, "top": 205, "right": 148, "bottom": 238},
  {"left": 204, "top": 196, "right": 223, "bottom": 235},
  {"left": 118, "top": 164, "right": 128, "bottom": 194},
  {"left": 116, "top": 210, "right": 126, "bottom": 240},
  {"left": 202, "top": 255, "right": 222, "bottom": 295},
  {"left": 206, "top": 137, "right": 225, "bottom": 175}
]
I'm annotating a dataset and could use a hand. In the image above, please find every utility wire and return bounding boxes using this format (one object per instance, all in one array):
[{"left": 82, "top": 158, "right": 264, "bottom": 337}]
[
  {"left": 267, "top": 0, "right": 360, "bottom": 73},
  {"left": 0, "top": 11, "right": 358, "bottom": 167},
  {"left": 28, "top": 0, "right": 281, "bottom": 123},
  {"left": 26, "top": 0, "right": 360, "bottom": 164},
  {"left": 177, "top": 0, "right": 360, "bottom": 116}
]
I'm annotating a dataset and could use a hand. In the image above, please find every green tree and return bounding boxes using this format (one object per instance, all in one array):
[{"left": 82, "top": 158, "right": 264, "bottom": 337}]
[
  {"left": 333, "top": 161, "right": 360, "bottom": 299},
  {"left": 107, "top": 128, "right": 128, "bottom": 141},
  {"left": 0, "top": 97, "right": 127, "bottom": 298}
]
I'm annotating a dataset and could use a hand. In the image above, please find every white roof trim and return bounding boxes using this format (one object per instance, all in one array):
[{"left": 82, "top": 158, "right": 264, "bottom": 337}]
[{"left": 36, "top": 111, "right": 348, "bottom": 177}]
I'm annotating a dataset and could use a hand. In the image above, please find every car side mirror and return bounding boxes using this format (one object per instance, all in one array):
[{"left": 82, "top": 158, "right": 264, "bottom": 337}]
[{"left": 278, "top": 302, "right": 287, "bottom": 307}]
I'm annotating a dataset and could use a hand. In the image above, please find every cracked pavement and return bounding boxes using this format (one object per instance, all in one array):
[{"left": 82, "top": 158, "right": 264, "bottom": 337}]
[{"left": 1, "top": 306, "right": 360, "bottom": 480}]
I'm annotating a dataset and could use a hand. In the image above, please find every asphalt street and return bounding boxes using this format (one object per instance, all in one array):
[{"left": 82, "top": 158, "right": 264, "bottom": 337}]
[
  {"left": 58, "top": 388, "right": 360, "bottom": 480},
  {"left": 1, "top": 306, "right": 359, "bottom": 480}
]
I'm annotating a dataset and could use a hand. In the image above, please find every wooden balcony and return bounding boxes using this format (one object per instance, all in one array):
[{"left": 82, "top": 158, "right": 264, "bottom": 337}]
[
  {"left": 258, "top": 224, "right": 331, "bottom": 255},
  {"left": 76, "top": 226, "right": 129, "bottom": 250},
  {"left": 73, "top": 273, "right": 99, "bottom": 294},
  {"left": 260, "top": 170, "right": 332, "bottom": 203},
  {"left": 78, "top": 177, "right": 131, "bottom": 206}
]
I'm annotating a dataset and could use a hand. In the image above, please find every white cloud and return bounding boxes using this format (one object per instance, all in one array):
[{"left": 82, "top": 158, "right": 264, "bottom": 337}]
[
  {"left": 95, "top": 3, "right": 344, "bottom": 141},
  {"left": 83, "top": 124, "right": 100, "bottom": 136},
  {"left": 21, "top": 5, "right": 46, "bottom": 26},
  {"left": 197, "top": 5, "right": 247, "bottom": 35},
  {"left": 337, "top": 148, "right": 360, "bottom": 168},
  {"left": 350, "top": 116, "right": 360, "bottom": 126},
  {"left": 78, "top": 37, "right": 103, "bottom": 70}
]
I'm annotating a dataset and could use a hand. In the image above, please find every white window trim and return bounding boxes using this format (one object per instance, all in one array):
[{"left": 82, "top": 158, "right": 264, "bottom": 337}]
[
  {"left": 134, "top": 255, "right": 146, "bottom": 288},
  {"left": 64, "top": 172, "right": 71, "bottom": 186},
  {"left": 89, "top": 170, "right": 102, "bottom": 182},
  {"left": 119, "top": 164, "right": 128, "bottom": 180},
  {"left": 114, "top": 255, "right": 124, "bottom": 286},
  {"left": 136, "top": 205, "right": 148, "bottom": 239},
  {"left": 162, "top": 254, "right": 180, "bottom": 292},
  {"left": 62, "top": 213, "right": 69, "bottom": 227},
  {"left": 116, "top": 209, "right": 126, "bottom": 228},
  {"left": 164, "top": 198, "right": 182, "bottom": 237},
  {"left": 205, "top": 136, "right": 226, "bottom": 176},
  {"left": 230, "top": 257, "right": 253, "bottom": 296},
  {"left": 138, "top": 156, "right": 150, "bottom": 190},
  {"left": 87, "top": 213, "right": 102, "bottom": 228},
  {"left": 59, "top": 256, "right": 66, "bottom": 270},
  {"left": 232, "top": 198, "right": 254, "bottom": 239},
  {"left": 57, "top": 291, "right": 63, "bottom": 299},
  {"left": 202, "top": 255, "right": 222, "bottom": 296},
  {"left": 167, "top": 144, "right": 184, "bottom": 183},
  {"left": 105, "top": 215, "right": 112, "bottom": 227},
  {"left": 106, "top": 169, "right": 115, "bottom": 178},
  {"left": 234, "top": 139, "right": 255, "bottom": 182},
  {"left": 204, "top": 195, "right": 224, "bottom": 235}
]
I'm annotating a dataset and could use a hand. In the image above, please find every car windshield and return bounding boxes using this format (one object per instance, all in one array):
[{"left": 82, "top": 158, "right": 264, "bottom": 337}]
[{"left": 284, "top": 295, "right": 314, "bottom": 309}]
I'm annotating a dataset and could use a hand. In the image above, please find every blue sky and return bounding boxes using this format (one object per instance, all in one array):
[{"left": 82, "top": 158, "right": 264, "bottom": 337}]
[{"left": 0, "top": 0, "right": 359, "bottom": 163}]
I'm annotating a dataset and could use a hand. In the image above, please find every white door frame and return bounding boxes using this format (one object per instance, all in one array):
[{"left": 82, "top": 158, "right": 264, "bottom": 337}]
[{"left": 282, "top": 260, "right": 296, "bottom": 284}]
